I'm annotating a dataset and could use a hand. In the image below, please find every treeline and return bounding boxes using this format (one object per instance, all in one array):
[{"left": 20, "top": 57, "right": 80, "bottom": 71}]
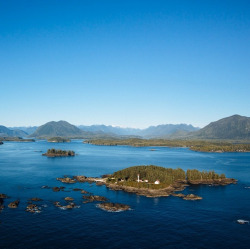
[
  {"left": 45, "top": 148, "right": 75, "bottom": 156},
  {"left": 113, "top": 165, "right": 186, "bottom": 185},
  {"left": 86, "top": 138, "right": 250, "bottom": 152},
  {"left": 186, "top": 169, "right": 225, "bottom": 181}
]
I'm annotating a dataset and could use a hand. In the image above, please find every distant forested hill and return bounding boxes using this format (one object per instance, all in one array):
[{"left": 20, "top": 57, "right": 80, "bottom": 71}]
[
  {"left": 0, "top": 125, "right": 28, "bottom": 137},
  {"left": 190, "top": 115, "right": 250, "bottom": 140},
  {"left": 9, "top": 126, "right": 38, "bottom": 135},
  {"left": 30, "top": 121, "right": 86, "bottom": 138}
]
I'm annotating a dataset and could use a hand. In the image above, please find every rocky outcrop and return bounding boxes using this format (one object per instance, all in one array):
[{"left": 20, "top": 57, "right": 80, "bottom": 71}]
[
  {"left": 82, "top": 195, "right": 108, "bottom": 203},
  {"left": 0, "top": 193, "right": 9, "bottom": 198},
  {"left": 29, "top": 197, "right": 43, "bottom": 201},
  {"left": 188, "top": 178, "right": 237, "bottom": 185},
  {"left": 64, "top": 197, "right": 74, "bottom": 201},
  {"left": 182, "top": 194, "right": 203, "bottom": 200},
  {"left": 73, "top": 175, "right": 87, "bottom": 182},
  {"left": 8, "top": 200, "right": 20, "bottom": 208},
  {"left": 98, "top": 202, "right": 130, "bottom": 212},
  {"left": 56, "top": 177, "right": 76, "bottom": 184},
  {"left": 0, "top": 198, "right": 4, "bottom": 211},
  {"left": 53, "top": 201, "right": 78, "bottom": 210},
  {"left": 26, "top": 204, "right": 41, "bottom": 213},
  {"left": 53, "top": 186, "right": 65, "bottom": 192}
]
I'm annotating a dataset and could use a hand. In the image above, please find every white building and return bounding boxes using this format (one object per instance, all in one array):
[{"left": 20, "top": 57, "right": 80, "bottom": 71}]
[{"left": 154, "top": 180, "right": 160, "bottom": 184}]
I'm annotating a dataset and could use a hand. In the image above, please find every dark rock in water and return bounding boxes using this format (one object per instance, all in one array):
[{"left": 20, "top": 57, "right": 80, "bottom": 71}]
[
  {"left": 26, "top": 204, "right": 41, "bottom": 213},
  {"left": 53, "top": 186, "right": 65, "bottom": 192},
  {"left": 81, "top": 190, "right": 89, "bottom": 194},
  {"left": 0, "top": 199, "right": 4, "bottom": 211},
  {"left": 53, "top": 201, "right": 77, "bottom": 210},
  {"left": 82, "top": 195, "right": 108, "bottom": 202},
  {"left": 8, "top": 200, "right": 20, "bottom": 208},
  {"left": 182, "top": 194, "right": 202, "bottom": 200},
  {"left": 53, "top": 201, "right": 62, "bottom": 207},
  {"left": 29, "top": 197, "right": 43, "bottom": 201},
  {"left": 72, "top": 188, "right": 82, "bottom": 191},
  {"left": 64, "top": 197, "right": 74, "bottom": 201},
  {"left": 0, "top": 193, "right": 9, "bottom": 199},
  {"left": 98, "top": 202, "right": 130, "bottom": 212}
]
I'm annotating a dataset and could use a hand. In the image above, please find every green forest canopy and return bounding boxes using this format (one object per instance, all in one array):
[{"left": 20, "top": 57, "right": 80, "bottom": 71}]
[{"left": 110, "top": 165, "right": 226, "bottom": 187}]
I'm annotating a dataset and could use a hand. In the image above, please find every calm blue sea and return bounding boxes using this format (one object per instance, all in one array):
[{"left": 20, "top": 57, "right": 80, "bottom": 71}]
[{"left": 0, "top": 140, "right": 250, "bottom": 249}]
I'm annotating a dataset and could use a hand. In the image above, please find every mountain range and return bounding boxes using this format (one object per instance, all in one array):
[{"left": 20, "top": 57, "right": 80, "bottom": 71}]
[
  {"left": 3, "top": 114, "right": 250, "bottom": 140},
  {"left": 0, "top": 126, "right": 28, "bottom": 137},
  {"left": 78, "top": 124, "right": 198, "bottom": 138}
]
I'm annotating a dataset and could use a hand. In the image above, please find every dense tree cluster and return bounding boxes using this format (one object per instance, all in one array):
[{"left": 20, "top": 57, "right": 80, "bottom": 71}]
[
  {"left": 186, "top": 169, "right": 225, "bottom": 181},
  {"left": 108, "top": 165, "right": 227, "bottom": 189},
  {"left": 46, "top": 148, "right": 75, "bottom": 156},
  {"left": 113, "top": 165, "right": 185, "bottom": 184}
]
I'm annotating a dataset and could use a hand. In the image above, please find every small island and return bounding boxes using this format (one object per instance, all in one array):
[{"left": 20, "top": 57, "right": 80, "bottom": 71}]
[
  {"left": 103, "top": 165, "right": 236, "bottom": 198},
  {"left": 55, "top": 165, "right": 236, "bottom": 199},
  {"left": 42, "top": 148, "right": 75, "bottom": 157},
  {"left": 47, "top": 137, "right": 71, "bottom": 143},
  {"left": 0, "top": 141, "right": 3, "bottom": 145}
]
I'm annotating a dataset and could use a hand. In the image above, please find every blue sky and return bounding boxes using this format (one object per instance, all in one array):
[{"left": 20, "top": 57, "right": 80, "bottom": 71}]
[{"left": 1, "top": 0, "right": 250, "bottom": 128}]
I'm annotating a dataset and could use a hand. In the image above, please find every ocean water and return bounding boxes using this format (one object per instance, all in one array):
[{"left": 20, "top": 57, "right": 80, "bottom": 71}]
[{"left": 0, "top": 140, "right": 250, "bottom": 249}]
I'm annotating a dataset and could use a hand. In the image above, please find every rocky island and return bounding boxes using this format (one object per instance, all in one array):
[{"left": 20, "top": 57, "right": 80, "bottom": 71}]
[
  {"left": 54, "top": 165, "right": 236, "bottom": 200},
  {"left": 102, "top": 165, "right": 236, "bottom": 198},
  {"left": 42, "top": 148, "right": 75, "bottom": 157},
  {"left": 97, "top": 202, "right": 131, "bottom": 212},
  {"left": 47, "top": 137, "right": 71, "bottom": 143}
]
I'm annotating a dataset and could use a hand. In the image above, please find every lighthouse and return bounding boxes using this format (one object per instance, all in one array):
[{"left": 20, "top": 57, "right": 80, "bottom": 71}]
[{"left": 137, "top": 174, "right": 140, "bottom": 183}]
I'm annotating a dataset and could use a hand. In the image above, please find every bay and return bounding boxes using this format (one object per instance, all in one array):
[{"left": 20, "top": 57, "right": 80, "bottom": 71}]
[{"left": 0, "top": 140, "right": 250, "bottom": 249}]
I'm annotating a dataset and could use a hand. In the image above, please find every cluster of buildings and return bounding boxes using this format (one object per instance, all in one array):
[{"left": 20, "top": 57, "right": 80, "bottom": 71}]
[{"left": 137, "top": 174, "right": 160, "bottom": 184}]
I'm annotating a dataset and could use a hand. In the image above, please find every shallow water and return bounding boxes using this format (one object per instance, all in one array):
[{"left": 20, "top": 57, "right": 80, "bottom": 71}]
[{"left": 0, "top": 140, "right": 250, "bottom": 249}]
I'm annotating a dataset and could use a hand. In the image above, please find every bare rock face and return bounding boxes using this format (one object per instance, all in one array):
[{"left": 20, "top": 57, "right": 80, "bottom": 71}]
[
  {"left": 56, "top": 177, "right": 76, "bottom": 184},
  {"left": 73, "top": 175, "right": 87, "bottom": 182},
  {"left": 64, "top": 197, "right": 74, "bottom": 201},
  {"left": 182, "top": 194, "right": 202, "bottom": 200},
  {"left": 98, "top": 202, "right": 130, "bottom": 212},
  {"left": 171, "top": 193, "right": 186, "bottom": 198},
  {"left": 81, "top": 190, "right": 89, "bottom": 194},
  {"left": 8, "top": 200, "right": 20, "bottom": 208}
]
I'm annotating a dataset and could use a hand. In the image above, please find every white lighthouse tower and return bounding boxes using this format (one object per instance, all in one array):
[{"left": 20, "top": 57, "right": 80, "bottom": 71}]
[{"left": 137, "top": 174, "right": 140, "bottom": 183}]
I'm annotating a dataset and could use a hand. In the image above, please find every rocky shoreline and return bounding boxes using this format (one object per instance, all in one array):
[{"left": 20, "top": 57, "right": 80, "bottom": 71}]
[{"left": 53, "top": 175, "right": 237, "bottom": 199}]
